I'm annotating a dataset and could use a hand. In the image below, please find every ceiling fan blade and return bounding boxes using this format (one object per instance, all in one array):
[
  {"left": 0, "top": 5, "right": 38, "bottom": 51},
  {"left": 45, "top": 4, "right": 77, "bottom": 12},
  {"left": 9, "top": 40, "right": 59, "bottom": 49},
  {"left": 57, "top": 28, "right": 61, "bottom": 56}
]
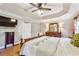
[
  {"left": 32, "top": 9, "right": 39, "bottom": 12},
  {"left": 44, "top": 3, "right": 47, "bottom": 5},
  {"left": 41, "top": 8, "right": 51, "bottom": 10},
  {"left": 30, "top": 3, "right": 38, "bottom": 8}
]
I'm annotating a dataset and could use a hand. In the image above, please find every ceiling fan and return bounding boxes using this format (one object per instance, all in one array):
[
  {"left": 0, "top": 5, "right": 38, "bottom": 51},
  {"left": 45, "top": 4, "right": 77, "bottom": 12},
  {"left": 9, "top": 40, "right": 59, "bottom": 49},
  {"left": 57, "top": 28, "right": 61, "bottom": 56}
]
[{"left": 30, "top": 3, "right": 51, "bottom": 12}]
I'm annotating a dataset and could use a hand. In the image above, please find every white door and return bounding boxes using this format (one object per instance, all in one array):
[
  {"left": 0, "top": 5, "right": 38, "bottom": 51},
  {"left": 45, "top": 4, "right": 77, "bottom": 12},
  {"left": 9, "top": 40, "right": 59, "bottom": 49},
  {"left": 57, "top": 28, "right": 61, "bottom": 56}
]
[{"left": 22, "top": 23, "right": 31, "bottom": 39}]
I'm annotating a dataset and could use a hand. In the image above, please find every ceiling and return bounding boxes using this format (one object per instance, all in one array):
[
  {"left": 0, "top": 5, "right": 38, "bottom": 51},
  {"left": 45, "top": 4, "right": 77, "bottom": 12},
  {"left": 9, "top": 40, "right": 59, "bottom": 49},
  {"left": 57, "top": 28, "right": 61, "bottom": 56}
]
[
  {"left": 17, "top": 3, "right": 64, "bottom": 16},
  {"left": 0, "top": 3, "right": 78, "bottom": 23}
]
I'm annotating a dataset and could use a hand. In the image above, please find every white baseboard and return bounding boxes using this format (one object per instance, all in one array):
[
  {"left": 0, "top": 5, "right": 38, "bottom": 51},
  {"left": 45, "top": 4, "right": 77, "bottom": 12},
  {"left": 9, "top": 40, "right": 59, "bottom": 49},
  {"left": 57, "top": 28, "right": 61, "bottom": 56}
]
[
  {"left": 0, "top": 46, "right": 5, "bottom": 49},
  {"left": 0, "top": 44, "right": 13, "bottom": 50},
  {"left": 0, "top": 41, "right": 20, "bottom": 50}
]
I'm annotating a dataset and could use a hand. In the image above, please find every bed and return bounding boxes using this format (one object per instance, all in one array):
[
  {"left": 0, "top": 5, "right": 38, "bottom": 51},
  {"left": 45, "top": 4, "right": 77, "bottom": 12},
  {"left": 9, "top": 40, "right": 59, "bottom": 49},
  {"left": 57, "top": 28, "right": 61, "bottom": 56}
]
[{"left": 20, "top": 36, "right": 79, "bottom": 56}]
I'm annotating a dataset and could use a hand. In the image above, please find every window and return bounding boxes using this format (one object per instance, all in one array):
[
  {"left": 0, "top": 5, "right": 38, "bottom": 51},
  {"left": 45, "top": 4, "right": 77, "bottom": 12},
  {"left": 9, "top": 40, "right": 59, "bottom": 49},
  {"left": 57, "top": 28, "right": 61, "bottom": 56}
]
[{"left": 75, "top": 21, "right": 79, "bottom": 34}]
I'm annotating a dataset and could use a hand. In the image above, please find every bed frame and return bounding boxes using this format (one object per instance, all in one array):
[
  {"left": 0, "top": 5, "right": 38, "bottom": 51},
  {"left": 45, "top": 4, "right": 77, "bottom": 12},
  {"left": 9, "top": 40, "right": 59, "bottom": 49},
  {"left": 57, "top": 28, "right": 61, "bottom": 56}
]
[
  {"left": 20, "top": 35, "right": 44, "bottom": 48},
  {"left": 19, "top": 35, "right": 44, "bottom": 56}
]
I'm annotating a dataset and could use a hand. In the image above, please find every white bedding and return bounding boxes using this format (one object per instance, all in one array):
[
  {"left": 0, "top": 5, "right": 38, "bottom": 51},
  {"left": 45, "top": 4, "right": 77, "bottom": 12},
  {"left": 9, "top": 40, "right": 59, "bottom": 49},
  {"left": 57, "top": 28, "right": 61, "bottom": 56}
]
[
  {"left": 56, "top": 37, "right": 79, "bottom": 56},
  {"left": 20, "top": 36, "right": 79, "bottom": 56}
]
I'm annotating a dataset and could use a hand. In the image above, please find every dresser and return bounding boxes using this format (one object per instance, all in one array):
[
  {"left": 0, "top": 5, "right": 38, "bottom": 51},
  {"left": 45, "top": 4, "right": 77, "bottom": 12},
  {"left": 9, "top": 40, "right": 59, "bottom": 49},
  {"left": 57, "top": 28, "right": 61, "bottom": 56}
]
[{"left": 45, "top": 32, "right": 61, "bottom": 37}]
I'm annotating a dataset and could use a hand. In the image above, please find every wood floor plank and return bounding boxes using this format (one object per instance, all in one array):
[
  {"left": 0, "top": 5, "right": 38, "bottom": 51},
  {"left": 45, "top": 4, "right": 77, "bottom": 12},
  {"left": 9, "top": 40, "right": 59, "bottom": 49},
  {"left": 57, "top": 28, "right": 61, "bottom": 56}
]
[{"left": 0, "top": 44, "right": 20, "bottom": 56}]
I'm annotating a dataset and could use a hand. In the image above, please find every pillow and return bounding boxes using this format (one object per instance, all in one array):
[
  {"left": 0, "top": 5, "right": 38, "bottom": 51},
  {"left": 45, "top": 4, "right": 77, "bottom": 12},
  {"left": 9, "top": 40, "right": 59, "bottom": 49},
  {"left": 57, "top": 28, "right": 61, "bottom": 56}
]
[{"left": 71, "top": 34, "right": 79, "bottom": 47}]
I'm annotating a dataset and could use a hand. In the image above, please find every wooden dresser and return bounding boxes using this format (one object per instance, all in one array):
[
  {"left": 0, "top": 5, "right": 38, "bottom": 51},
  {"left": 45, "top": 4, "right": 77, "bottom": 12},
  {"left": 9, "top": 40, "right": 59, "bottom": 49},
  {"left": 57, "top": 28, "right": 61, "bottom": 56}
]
[
  {"left": 45, "top": 23, "right": 61, "bottom": 37},
  {"left": 45, "top": 32, "right": 61, "bottom": 37}
]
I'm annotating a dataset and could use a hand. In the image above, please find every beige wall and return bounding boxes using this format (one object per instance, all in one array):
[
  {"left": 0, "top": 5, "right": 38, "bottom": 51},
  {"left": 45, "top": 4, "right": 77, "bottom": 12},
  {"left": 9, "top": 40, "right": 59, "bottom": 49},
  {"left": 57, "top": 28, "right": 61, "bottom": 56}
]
[
  {"left": 31, "top": 23, "right": 46, "bottom": 37},
  {"left": 0, "top": 19, "right": 24, "bottom": 49},
  {"left": 0, "top": 18, "right": 75, "bottom": 48},
  {"left": 0, "top": 27, "right": 15, "bottom": 48},
  {"left": 31, "top": 23, "right": 40, "bottom": 37},
  {"left": 40, "top": 23, "right": 46, "bottom": 32},
  {"left": 61, "top": 20, "right": 74, "bottom": 37},
  {"left": 45, "top": 19, "right": 74, "bottom": 38}
]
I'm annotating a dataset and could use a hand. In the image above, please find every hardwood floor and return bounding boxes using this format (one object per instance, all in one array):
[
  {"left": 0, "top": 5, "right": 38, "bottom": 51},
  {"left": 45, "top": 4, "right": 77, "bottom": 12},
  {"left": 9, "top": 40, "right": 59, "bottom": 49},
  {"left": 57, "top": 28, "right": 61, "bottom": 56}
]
[
  {"left": 0, "top": 44, "right": 20, "bottom": 56},
  {"left": 0, "top": 36, "right": 43, "bottom": 56}
]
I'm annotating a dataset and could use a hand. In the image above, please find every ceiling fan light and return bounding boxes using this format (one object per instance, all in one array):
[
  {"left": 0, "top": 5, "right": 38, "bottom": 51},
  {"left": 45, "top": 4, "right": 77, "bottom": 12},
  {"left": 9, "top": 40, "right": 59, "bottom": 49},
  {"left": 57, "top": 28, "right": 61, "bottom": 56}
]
[{"left": 37, "top": 10, "right": 43, "bottom": 15}]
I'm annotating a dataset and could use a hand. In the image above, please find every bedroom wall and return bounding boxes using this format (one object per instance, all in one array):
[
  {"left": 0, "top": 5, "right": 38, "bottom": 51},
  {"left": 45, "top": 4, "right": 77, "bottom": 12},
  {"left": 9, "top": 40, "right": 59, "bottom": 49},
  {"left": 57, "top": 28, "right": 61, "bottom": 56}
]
[
  {"left": 0, "top": 19, "right": 26, "bottom": 49},
  {"left": 14, "top": 20, "right": 32, "bottom": 43},
  {"left": 31, "top": 23, "right": 46, "bottom": 37},
  {"left": 16, "top": 22, "right": 46, "bottom": 40},
  {"left": 60, "top": 19, "right": 74, "bottom": 37},
  {"left": 31, "top": 23, "right": 40, "bottom": 37},
  {"left": 45, "top": 19, "right": 74, "bottom": 38},
  {"left": 14, "top": 19, "right": 23, "bottom": 43},
  {"left": 0, "top": 27, "right": 15, "bottom": 48},
  {"left": 40, "top": 23, "right": 46, "bottom": 32},
  {"left": 1, "top": 18, "right": 74, "bottom": 48}
]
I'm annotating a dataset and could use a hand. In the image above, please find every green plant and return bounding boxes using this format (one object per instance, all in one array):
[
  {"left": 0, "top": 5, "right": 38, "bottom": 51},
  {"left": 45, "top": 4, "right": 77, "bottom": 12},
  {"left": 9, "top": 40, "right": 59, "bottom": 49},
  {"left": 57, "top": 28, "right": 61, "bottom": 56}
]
[{"left": 71, "top": 34, "right": 79, "bottom": 47}]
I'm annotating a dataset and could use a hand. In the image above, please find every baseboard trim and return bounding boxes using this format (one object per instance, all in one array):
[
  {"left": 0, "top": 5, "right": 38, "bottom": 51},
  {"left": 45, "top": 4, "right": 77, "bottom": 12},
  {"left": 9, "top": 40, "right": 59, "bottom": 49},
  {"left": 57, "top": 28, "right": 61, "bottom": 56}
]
[
  {"left": 0, "top": 41, "right": 20, "bottom": 50},
  {"left": 0, "top": 46, "right": 5, "bottom": 49},
  {"left": 0, "top": 45, "right": 13, "bottom": 49}
]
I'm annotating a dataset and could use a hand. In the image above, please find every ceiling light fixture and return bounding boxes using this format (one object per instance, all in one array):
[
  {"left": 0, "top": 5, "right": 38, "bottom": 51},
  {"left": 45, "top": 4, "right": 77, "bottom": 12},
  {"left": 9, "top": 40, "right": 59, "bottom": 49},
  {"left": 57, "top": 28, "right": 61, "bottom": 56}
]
[{"left": 38, "top": 10, "right": 43, "bottom": 15}]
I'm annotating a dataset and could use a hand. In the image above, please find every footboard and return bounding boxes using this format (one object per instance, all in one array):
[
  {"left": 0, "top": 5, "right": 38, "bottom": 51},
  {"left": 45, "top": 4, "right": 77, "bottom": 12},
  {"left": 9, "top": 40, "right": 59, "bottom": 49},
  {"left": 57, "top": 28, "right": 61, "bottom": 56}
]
[{"left": 20, "top": 36, "right": 60, "bottom": 56}]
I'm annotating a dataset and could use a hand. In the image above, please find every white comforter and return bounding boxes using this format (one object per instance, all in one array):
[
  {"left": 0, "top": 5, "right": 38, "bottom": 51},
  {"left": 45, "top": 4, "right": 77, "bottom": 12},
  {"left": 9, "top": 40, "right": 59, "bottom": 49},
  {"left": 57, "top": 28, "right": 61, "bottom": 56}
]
[
  {"left": 56, "top": 37, "right": 79, "bottom": 56},
  {"left": 20, "top": 36, "right": 79, "bottom": 56}
]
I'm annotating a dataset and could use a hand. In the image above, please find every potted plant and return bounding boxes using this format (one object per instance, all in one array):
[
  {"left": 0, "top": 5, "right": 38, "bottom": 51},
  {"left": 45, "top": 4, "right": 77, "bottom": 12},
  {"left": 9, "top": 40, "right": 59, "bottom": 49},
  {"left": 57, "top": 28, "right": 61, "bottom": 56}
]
[{"left": 71, "top": 34, "right": 79, "bottom": 47}]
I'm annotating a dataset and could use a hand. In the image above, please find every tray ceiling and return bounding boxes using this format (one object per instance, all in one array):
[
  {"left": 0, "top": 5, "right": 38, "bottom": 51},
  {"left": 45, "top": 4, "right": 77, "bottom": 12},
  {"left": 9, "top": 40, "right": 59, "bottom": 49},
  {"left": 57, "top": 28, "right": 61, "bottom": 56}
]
[
  {"left": 17, "top": 3, "right": 64, "bottom": 16},
  {"left": 0, "top": 3, "right": 77, "bottom": 23}
]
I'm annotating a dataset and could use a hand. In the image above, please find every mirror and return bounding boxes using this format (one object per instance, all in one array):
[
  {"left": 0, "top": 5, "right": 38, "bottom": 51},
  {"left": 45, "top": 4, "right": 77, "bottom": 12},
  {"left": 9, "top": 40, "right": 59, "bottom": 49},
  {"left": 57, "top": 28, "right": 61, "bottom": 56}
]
[{"left": 49, "top": 23, "right": 59, "bottom": 32}]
